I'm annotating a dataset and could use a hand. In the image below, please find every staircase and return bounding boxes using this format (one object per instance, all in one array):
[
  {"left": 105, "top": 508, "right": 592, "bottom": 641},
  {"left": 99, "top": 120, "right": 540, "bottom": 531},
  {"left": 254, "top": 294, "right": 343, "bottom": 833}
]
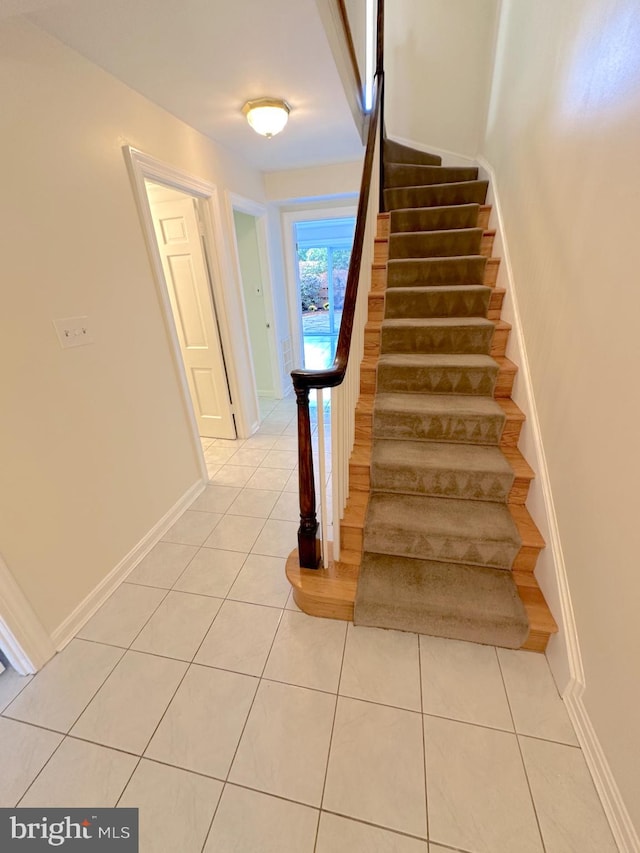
[{"left": 286, "top": 139, "right": 557, "bottom": 653}]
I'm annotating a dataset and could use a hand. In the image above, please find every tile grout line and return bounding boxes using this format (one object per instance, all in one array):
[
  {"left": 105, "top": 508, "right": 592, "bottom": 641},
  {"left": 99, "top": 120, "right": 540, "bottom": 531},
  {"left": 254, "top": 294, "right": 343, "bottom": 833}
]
[
  {"left": 1, "top": 649, "right": 583, "bottom": 749},
  {"left": 495, "top": 646, "right": 548, "bottom": 853},
  {"left": 0, "top": 671, "right": 34, "bottom": 713},
  {"left": 112, "top": 563, "right": 252, "bottom": 825},
  {"left": 313, "top": 620, "right": 349, "bottom": 853},
  {"left": 418, "top": 635, "right": 430, "bottom": 844},
  {"left": 114, "top": 551, "right": 256, "bottom": 815},
  {"left": 198, "top": 594, "right": 288, "bottom": 853},
  {"left": 12, "top": 635, "right": 136, "bottom": 806}
]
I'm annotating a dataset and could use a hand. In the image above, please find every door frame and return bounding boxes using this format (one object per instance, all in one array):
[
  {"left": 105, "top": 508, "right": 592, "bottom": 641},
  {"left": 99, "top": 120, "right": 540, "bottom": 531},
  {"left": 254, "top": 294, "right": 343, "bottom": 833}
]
[
  {"left": 281, "top": 204, "right": 357, "bottom": 368},
  {"left": 124, "top": 147, "right": 260, "bottom": 455},
  {"left": 0, "top": 553, "right": 55, "bottom": 675},
  {"left": 227, "top": 193, "right": 283, "bottom": 399}
]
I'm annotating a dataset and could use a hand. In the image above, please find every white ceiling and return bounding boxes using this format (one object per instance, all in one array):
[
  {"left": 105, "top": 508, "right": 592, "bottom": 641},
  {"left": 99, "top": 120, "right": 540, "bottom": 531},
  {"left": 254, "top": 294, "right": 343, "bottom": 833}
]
[{"left": 20, "top": 0, "right": 364, "bottom": 172}]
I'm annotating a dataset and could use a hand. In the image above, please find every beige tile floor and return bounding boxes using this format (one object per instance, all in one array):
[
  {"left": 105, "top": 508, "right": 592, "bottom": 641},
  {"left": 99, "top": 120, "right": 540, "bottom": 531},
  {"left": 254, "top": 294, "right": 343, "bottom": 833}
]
[{"left": 0, "top": 396, "right": 619, "bottom": 852}]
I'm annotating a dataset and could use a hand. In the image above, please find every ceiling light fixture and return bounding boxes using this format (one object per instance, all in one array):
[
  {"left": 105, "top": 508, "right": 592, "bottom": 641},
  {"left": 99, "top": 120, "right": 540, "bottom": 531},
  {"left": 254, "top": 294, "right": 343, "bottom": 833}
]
[{"left": 242, "top": 98, "right": 290, "bottom": 138}]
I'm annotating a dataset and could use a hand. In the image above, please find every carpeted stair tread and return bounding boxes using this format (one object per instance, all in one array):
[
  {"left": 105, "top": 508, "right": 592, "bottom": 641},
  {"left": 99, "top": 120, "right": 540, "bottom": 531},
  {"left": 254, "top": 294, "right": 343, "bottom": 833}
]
[
  {"left": 354, "top": 553, "right": 529, "bottom": 648},
  {"left": 389, "top": 228, "right": 483, "bottom": 259},
  {"left": 364, "top": 492, "right": 521, "bottom": 570},
  {"left": 371, "top": 439, "right": 514, "bottom": 501},
  {"left": 373, "top": 392, "right": 506, "bottom": 445},
  {"left": 381, "top": 317, "right": 494, "bottom": 355},
  {"left": 384, "top": 139, "right": 442, "bottom": 166},
  {"left": 377, "top": 353, "right": 498, "bottom": 396},
  {"left": 384, "top": 180, "right": 488, "bottom": 212},
  {"left": 385, "top": 163, "right": 479, "bottom": 189},
  {"left": 390, "top": 204, "right": 480, "bottom": 233},
  {"left": 385, "top": 285, "right": 491, "bottom": 319},
  {"left": 387, "top": 256, "right": 487, "bottom": 287}
]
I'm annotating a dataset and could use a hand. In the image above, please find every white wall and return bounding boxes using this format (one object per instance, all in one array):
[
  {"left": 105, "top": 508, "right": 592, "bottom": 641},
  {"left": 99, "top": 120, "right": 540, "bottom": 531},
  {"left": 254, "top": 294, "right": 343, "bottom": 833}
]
[
  {"left": 264, "top": 161, "right": 362, "bottom": 203},
  {"left": 482, "top": 0, "right": 640, "bottom": 836},
  {"left": 0, "top": 19, "right": 266, "bottom": 638},
  {"left": 385, "top": 0, "right": 500, "bottom": 158}
]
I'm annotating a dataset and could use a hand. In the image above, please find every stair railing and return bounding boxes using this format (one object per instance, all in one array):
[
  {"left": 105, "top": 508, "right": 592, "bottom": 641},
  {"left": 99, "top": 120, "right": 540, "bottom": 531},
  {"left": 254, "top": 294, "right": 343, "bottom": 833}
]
[{"left": 291, "top": 0, "right": 384, "bottom": 569}]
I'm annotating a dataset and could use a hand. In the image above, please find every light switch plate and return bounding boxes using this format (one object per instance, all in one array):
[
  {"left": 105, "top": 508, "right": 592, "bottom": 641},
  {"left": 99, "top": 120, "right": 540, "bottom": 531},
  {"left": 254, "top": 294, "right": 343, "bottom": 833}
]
[{"left": 53, "top": 316, "right": 94, "bottom": 348}]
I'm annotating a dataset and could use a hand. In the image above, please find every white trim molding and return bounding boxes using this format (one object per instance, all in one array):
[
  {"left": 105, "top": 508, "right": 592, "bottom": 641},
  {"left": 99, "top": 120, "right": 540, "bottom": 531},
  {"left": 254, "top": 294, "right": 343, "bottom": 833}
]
[
  {"left": 387, "top": 134, "right": 477, "bottom": 168},
  {"left": 565, "top": 681, "right": 640, "bottom": 852},
  {"left": 0, "top": 554, "right": 55, "bottom": 675},
  {"left": 51, "top": 479, "right": 205, "bottom": 650},
  {"left": 122, "top": 145, "right": 260, "bottom": 441},
  {"left": 476, "top": 155, "right": 579, "bottom": 694},
  {"left": 280, "top": 203, "right": 358, "bottom": 370},
  {"left": 227, "top": 192, "right": 284, "bottom": 403},
  {"left": 477, "top": 153, "right": 639, "bottom": 853}
]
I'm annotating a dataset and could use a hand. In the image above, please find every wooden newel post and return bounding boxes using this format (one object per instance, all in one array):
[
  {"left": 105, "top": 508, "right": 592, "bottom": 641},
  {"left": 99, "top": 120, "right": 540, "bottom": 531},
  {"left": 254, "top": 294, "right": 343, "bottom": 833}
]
[{"left": 295, "top": 385, "right": 321, "bottom": 569}]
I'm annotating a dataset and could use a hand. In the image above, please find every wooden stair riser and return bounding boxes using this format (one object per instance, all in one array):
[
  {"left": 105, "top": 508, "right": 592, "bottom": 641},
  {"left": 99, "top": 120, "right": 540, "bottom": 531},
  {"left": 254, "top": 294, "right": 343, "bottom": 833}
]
[
  {"left": 348, "top": 456, "right": 532, "bottom": 506},
  {"left": 376, "top": 206, "right": 492, "bottom": 239},
  {"left": 356, "top": 408, "right": 524, "bottom": 448},
  {"left": 488, "top": 288, "right": 505, "bottom": 319},
  {"left": 368, "top": 292, "right": 385, "bottom": 322},
  {"left": 375, "top": 322, "right": 511, "bottom": 359},
  {"left": 362, "top": 358, "right": 517, "bottom": 398},
  {"left": 485, "top": 258, "right": 499, "bottom": 286},
  {"left": 287, "top": 552, "right": 555, "bottom": 652},
  {"left": 372, "top": 266, "right": 387, "bottom": 291},
  {"left": 477, "top": 207, "right": 490, "bottom": 230},
  {"left": 481, "top": 231, "right": 496, "bottom": 257},
  {"left": 374, "top": 239, "right": 388, "bottom": 265},
  {"left": 377, "top": 258, "right": 500, "bottom": 287},
  {"left": 382, "top": 230, "right": 495, "bottom": 263},
  {"left": 340, "top": 508, "right": 543, "bottom": 574}
]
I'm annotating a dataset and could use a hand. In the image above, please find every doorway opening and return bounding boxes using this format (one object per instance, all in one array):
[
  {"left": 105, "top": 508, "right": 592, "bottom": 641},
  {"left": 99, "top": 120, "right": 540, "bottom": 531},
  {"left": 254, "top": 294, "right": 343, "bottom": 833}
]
[
  {"left": 231, "top": 207, "right": 278, "bottom": 398},
  {"left": 294, "top": 217, "right": 356, "bottom": 369},
  {"left": 145, "top": 181, "right": 236, "bottom": 441}
]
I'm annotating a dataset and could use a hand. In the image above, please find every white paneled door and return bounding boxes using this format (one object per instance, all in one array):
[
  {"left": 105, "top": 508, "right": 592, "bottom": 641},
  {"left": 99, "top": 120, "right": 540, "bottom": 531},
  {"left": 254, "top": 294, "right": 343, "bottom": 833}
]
[{"left": 151, "top": 197, "right": 236, "bottom": 439}]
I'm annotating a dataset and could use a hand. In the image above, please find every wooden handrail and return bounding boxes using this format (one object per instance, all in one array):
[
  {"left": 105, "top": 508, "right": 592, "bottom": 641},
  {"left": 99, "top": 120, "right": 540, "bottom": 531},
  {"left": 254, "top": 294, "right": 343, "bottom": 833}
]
[
  {"left": 291, "top": 0, "right": 384, "bottom": 568},
  {"left": 336, "top": 0, "right": 365, "bottom": 114},
  {"left": 290, "top": 77, "right": 381, "bottom": 394}
]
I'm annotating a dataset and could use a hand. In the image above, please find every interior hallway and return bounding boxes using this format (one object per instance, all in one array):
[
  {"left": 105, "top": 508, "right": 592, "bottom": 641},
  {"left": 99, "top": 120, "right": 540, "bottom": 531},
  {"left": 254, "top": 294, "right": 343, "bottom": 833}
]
[{"left": 0, "top": 397, "right": 617, "bottom": 851}]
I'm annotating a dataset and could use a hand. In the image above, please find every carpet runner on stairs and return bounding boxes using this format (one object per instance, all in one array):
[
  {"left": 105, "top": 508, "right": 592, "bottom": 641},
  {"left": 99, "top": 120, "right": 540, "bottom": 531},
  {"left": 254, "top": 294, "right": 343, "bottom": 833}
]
[{"left": 354, "top": 139, "right": 529, "bottom": 648}]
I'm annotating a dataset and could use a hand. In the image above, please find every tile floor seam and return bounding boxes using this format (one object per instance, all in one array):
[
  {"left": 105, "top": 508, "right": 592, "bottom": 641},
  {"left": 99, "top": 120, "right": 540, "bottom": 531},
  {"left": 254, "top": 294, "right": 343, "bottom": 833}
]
[
  {"left": 315, "top": 619, "right": 348, "bottom": 853},
  {"left": 0, "top": 673, "right": 33, "bottom": 711},
  {"left": 496, "top": 645, "right": 548, "bottom": 853},
  {"left": 111, "top": 586, "right": 173, "bottom": 652},
  {"left": 15, "top": 734, "right": 69, "bottom": 807},
  {"left": 516, "top": 731, "right": 583, "bottom": 749},
  {"left": 4, "top": 638, "right": 127, "bottom": 736},
  {"left": 217, "top": 600, "right": 285, "bottom": 792},
  {"left": 320, "top": 808, "right": 433, "bottom": 845},
  {"left": 418, "top": 629, "right": 430, "bottom": 843},
  {"left": 198, "top": 780, "right": 226, "bottom": 853}
]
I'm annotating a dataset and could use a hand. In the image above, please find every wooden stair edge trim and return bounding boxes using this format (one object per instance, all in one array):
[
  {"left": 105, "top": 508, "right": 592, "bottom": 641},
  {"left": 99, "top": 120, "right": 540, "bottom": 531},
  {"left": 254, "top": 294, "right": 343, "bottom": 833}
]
[
  {"left": 286, "top": 548, "right": 356, "bottom": 621},
  {"left": 511, "top": 504, "right": 546, "bottom": 549},
  {"left": 285, "top": 549, "right": 557, "bottom": 651}
]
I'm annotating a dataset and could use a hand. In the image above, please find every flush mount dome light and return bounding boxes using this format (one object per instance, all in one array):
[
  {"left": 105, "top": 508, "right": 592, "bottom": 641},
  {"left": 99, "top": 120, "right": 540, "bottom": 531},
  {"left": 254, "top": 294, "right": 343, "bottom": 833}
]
[{"left": 242, "top": 98, "right": 290, "bottom": 138}]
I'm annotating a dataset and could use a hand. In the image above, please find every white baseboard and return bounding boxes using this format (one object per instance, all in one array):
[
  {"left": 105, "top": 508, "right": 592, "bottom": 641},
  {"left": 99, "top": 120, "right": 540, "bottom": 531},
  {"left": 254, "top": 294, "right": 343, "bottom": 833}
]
[
  {"left": 50, "top": 479, "right": 206, "bottom": 650},
  {"left": 565, "top": 681, "right": 640, "bottom": 852},
  {"left": 475, "top": 154, "right": 580, "bottom": 693},
  {"left": 386, "top": 134, "right": 477, "bottom": 167},
  {"left": 0, "top": 554, "right": 55, "bottom": 675},
  {"left": 477, "top": 154, "right": 638, "bottom": 852}
]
